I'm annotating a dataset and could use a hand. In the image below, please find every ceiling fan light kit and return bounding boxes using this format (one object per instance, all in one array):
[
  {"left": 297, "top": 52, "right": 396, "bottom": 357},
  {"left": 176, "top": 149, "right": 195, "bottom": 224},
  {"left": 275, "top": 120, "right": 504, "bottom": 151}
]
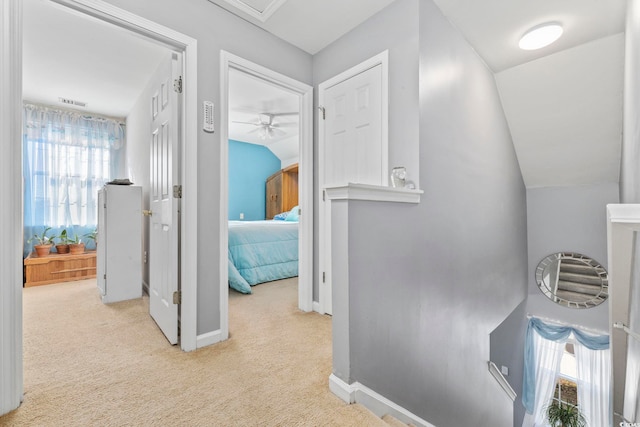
[
  {"left": 519, "top": 22, "right": 563, "bottom": 50},
  {"left": 231, "top": 111, "right": 297, "bottom": 141}
]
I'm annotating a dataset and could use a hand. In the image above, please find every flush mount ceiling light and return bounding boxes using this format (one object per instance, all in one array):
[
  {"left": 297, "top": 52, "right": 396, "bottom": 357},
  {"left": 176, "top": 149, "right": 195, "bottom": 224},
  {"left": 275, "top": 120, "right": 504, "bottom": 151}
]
[{"left": 519, "top": 23, "right": 563, "bottom": 50}]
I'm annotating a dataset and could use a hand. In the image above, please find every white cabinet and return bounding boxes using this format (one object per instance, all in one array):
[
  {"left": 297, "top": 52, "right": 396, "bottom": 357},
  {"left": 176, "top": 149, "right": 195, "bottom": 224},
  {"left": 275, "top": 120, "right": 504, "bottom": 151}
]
[{"left": 96, "top": 185, "right": 142, "bottom": 303}]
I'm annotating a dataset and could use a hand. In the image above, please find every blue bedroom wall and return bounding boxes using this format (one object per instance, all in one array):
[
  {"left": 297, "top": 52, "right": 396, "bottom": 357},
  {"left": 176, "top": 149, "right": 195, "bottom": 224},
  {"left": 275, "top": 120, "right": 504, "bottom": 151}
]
[{"left": 228, "top": 139, "right": 281, "bottom": 221}]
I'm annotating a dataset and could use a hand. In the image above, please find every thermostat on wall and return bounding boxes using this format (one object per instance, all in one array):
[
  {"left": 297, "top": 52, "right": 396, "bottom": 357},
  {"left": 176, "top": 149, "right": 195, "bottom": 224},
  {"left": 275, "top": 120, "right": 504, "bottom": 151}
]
[{"left": 203, "top": 101, "right": 214, "bottom": 133}]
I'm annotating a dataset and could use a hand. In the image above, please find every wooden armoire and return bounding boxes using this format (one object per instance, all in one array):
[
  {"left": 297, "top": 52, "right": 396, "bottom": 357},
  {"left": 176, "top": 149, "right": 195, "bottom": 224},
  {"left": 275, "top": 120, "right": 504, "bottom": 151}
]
[{"left": 266, "top": 163, "right": 298, "bottom": 219}]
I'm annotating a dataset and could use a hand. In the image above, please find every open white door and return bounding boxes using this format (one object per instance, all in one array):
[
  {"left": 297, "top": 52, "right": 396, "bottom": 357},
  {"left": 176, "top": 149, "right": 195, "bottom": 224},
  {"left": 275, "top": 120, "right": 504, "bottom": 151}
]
[
  {"left": 149, "top": 53, "right": 181, "bottom": 344},
  {"left": 318, "top": 52, "right": 388, "bottom": 315}
]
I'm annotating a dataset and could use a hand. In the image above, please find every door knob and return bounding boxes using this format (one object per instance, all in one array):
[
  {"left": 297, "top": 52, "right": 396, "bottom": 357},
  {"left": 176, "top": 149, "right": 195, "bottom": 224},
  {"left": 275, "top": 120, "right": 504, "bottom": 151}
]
[{"left": 143, "top": 210, "right": 153, "bottom": 216}]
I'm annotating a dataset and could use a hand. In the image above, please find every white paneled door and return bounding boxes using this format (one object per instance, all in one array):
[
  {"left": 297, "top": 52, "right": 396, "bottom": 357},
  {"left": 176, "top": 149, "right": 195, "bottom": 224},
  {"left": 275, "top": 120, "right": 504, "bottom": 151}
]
[
  {"left": 318, "top": 55, "right": 387, "bottom": 315},
  {"left": 149, "top": 53, "right": 181, "bottom": 345}
]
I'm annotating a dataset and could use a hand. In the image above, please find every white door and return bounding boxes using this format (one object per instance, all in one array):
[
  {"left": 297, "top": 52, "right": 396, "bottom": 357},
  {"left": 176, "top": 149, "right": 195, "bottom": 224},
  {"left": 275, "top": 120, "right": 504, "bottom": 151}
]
[
  {"left": 149, "top": 53, "right": 181, "bottom": 344},
  {"left": 318, "top": 58, "right": 387, "bottom": 315}
]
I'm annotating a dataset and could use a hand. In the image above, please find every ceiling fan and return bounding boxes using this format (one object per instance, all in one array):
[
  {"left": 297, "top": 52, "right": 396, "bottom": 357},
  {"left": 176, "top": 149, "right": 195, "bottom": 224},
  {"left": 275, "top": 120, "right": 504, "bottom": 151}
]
[{"left": 232, "top": 112, "right": 298, "bottom": 140}]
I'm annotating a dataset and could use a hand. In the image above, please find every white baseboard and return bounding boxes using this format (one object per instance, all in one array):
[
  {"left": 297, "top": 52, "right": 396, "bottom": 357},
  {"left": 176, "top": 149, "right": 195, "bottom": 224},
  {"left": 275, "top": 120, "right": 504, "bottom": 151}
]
[
  {"left": 196, "top": 329, "right": 224, "bottom": 348},
  {"left": 142, "top": 280, "right": 149, "bottom": 295},
  {"left": 329, "top": 374, "right": 355, "bottom": 403},
  {"left": 329, "top": 374, "right": 436, "bottom": 427}
]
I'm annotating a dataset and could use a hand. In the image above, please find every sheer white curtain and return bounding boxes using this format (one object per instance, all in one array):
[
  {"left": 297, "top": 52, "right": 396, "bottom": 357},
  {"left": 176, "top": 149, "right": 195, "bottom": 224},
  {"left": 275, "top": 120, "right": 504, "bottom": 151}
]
[
  {"left": 575, "top": 340, "right": 611, "bottom": 426},
  {"left": 522, "top": 328, "right": 567, "bottom": 427},
  {"left": 23, "top": 103, "right": 124, "bottom": 255}
]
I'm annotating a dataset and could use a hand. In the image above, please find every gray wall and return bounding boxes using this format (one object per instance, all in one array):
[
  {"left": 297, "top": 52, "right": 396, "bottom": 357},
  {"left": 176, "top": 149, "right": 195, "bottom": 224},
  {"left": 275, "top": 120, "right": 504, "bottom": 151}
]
[
  {"left": 622, "top": 0, "right": 640, "bottom": 204},
  {"left": 103, "top": 0, "right": 312, "bottom": 335},
  {"left": 525, "top": 183, "right": 618, "bottom": 331},
  {"left": 323, "top": 0, "right": 529, "bottom": 425}
]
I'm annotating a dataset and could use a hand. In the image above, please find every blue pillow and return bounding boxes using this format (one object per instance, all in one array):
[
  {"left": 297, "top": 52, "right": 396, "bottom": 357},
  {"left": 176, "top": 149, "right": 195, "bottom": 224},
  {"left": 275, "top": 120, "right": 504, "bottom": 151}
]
[
  {"left": 285, "top": 205, "right": 299, "bottom": 222},
  {"left": 273, "top": 212, "right": 289, "bottom": 221}
]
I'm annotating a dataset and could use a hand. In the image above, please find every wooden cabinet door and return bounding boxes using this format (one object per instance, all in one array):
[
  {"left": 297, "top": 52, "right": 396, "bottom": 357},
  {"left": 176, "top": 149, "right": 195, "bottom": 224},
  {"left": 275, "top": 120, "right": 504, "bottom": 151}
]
[{"left": 266, "top": 172, "right": 282, "bottom": 219}]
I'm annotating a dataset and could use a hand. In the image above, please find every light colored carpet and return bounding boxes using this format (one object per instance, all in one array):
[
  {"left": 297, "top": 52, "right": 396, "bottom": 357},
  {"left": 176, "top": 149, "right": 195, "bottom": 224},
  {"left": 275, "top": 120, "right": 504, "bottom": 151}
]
[{"left": 0, "top": 278, "right": 389, "bottom": 426}]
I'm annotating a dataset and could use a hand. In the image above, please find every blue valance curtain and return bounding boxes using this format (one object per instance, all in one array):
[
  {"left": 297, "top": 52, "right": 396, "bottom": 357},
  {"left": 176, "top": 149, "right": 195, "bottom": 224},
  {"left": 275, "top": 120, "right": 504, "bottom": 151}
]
[
  {"left": 23, "top": 104, "right": 125, "bottom": 256},
  {"left": 522, "top": 317, "right": 611, "bottom": 427}
]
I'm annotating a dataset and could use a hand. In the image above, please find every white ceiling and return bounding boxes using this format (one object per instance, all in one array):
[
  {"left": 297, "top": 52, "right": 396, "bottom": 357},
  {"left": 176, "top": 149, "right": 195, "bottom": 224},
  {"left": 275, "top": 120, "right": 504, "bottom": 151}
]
[
  {"left": 207, "top": 0, "right": 398, "bottom": 54},
  {"left": 23, "top": 0, "right": 627, "bottom": 188},
  {"left": 432, "top": 0, "right": 626, "bottom": 73},
  {"left": 228, "top": 68, "right": 300, "bottom": 163},
  {"left": 23, "top": 0, "right": 170, "bottom": 118}
]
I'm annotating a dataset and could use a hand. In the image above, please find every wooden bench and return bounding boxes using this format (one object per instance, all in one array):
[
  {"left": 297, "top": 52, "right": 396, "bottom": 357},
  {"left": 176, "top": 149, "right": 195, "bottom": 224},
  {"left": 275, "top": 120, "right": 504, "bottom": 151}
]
[{"left": 24, "top": 250, "right": 97, "bottom": 287}]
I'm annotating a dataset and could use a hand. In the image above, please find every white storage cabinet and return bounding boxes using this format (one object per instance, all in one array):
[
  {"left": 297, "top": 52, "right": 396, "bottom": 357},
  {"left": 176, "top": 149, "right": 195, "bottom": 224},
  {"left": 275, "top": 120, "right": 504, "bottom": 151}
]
[{"left": 96, "top": 185, "right": 143, "bottom": 303}]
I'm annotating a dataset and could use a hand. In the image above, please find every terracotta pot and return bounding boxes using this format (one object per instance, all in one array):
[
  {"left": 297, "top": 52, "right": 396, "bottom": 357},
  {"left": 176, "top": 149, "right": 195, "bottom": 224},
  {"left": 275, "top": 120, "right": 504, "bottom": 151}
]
[
  {"left": 69, "top": 243, "right": 85, "bottom": 255},
  {"left": 55, "top": 244, "right": 70, "bottom": 254},
  {"left": 34, "top": 244, "right": 53, "bottom": 257}
]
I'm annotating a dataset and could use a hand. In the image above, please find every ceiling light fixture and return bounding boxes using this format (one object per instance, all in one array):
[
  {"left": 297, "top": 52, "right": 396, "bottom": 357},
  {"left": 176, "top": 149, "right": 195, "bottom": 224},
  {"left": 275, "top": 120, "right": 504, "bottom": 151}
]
[{"left": 519, "top": 22, "right": 563, "bottom": 50}]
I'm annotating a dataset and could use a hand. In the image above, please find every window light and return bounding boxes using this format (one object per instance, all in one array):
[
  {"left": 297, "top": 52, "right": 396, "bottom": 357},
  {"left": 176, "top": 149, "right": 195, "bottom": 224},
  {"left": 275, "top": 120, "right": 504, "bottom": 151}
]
[{"left": 519, "top": 23, "right": 563, "bottom": 50}]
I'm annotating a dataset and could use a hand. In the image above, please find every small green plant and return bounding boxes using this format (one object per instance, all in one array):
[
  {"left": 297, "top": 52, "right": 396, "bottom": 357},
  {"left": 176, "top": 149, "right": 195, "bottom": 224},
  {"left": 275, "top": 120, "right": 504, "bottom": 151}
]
[
  {"left": 56, "top": 229, "right": 70, "bottom": 245},
  {"left": 68, "top": 233, "right": 82, "bottom": 244},
  {"left": 545, "top": 401, "right": 586, "bottom": 427},
  {"left": 28, "top": 226, "right": 53, "bottom": 246},
  {"left": 84, "top": 228, "right": 97, "bottom": 244}
]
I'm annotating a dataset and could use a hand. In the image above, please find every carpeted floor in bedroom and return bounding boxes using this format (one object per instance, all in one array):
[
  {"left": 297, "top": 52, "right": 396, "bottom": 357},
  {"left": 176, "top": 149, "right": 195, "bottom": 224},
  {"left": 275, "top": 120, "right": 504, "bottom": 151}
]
[{"left": 0, "top": 278, "right": 389, "bottom": 426}]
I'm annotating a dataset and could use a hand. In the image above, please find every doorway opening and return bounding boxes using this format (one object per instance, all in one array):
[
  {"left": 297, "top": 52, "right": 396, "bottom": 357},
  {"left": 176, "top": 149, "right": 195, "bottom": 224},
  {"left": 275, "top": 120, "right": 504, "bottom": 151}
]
[
  {"left": 219, "top": 51, "right": 313, "bottom": 341},
  {"left": 21, "top": 0, "right": 198, "bottom": 349}
]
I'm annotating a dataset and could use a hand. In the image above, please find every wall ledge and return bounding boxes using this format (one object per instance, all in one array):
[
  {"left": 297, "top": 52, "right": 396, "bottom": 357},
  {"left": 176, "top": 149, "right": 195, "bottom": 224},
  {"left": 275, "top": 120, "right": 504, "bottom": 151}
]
[{"left": 325, "top": 183, "right": 423, "bottom": 203}]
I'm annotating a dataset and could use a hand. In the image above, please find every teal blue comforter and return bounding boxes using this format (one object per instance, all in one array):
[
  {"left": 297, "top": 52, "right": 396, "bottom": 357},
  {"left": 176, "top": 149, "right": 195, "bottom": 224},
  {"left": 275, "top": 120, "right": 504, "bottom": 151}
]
[{"left": 228, "top": 220, "right": 298, "bottom": 293}]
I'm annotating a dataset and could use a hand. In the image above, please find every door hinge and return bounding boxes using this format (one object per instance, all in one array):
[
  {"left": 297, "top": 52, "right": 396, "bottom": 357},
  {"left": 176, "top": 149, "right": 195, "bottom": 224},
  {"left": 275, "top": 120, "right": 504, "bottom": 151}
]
[
  {"left": 173, "top": 290, "right": 181, "bottom": 304},
  {"left": 173, "top": 185, "right": 182, "bottom": 199},
  {"left": 318, "top": 106, "right": 326, "bottom": 120},
  {"left": 103, "top": 273, "right": 106, "bottom": 280},
  {"left": 174, "top": 76, "right": 183, "bottom": 94},
  {"left": 322, "top": 272, "right": 325, "bottom": 283}
]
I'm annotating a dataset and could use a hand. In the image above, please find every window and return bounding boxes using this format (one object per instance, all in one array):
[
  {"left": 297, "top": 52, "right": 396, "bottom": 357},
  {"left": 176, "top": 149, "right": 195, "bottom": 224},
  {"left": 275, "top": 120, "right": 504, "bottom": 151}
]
[
  {"left": 554, "top": 340, "right": 578, "bottom": 406},
  {"left": 23, "top": 104, "right": 124, "bottom": 255}
]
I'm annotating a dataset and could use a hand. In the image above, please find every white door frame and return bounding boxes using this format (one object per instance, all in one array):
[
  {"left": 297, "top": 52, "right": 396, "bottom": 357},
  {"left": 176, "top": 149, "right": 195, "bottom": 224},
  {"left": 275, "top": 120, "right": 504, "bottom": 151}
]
[
  {"left": 317, "top": 51, "right": 389, "bottom": 314},
  {"left": 607, "top": 204, "right": 640, "bottom": 420},
  {"left": 1, "top": 0, "right": 25, "bottom": 415},
  {"left": 219, "top": 51, "right": 314, "bottom": 340}
]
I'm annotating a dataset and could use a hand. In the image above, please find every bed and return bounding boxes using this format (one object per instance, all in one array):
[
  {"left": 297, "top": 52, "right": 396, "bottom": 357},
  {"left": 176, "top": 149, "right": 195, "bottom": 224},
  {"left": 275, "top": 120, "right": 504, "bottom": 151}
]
[{"left": 228, "top": 219, "right": 298, "bottom": 294}]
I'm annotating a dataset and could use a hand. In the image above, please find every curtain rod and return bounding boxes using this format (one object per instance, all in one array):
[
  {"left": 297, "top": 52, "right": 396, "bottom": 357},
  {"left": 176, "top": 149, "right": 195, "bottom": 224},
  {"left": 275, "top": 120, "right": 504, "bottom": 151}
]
[{"left": 527, "top": 313, "right": 609, "bottom": 336}]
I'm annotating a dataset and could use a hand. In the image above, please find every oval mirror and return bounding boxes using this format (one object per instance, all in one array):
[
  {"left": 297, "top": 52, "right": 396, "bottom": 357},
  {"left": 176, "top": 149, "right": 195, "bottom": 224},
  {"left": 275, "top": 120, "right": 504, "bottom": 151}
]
[{"left": 535, "top": 252, "right": 608, "bottom": 308}]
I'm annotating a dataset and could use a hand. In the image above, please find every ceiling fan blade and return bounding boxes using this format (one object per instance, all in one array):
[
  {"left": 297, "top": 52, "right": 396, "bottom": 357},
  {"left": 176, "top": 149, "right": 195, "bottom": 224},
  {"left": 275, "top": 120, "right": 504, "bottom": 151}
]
[
  {"left": 268, "top": 111, "right": 299, "bottom": 117},
  {"left": 272, "top": 121, "right": 298, "bottom": 128},
  {"left": 231, "top": 120, "right": 260, "bottom": 126},
  {"left": 270, "top": 127, "right": 287, "bottom": 137}
]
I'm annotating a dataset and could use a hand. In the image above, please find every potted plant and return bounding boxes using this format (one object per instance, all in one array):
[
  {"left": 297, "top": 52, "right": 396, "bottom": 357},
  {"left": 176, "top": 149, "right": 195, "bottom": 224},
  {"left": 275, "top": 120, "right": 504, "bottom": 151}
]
[
  {"left": 84, "top": 228, "right": 97, "bottom": 249},
  {"left": 545, "top": 401, "right": 586, "bottom": 427},
  {"left": 55, "top": 229, "right": 70, "bottom": 254},
  {"left": 68, "top": 233, "right": 85, "bottom": 255},
  {"left": 28, "top": 226, "right": 54, "bottom": 257}
]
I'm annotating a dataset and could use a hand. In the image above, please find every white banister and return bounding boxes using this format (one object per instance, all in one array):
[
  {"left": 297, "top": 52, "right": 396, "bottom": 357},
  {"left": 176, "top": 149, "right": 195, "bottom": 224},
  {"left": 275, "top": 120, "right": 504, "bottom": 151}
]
[{"left": 488, "top": 361, "right": 517, "bottom": 402}]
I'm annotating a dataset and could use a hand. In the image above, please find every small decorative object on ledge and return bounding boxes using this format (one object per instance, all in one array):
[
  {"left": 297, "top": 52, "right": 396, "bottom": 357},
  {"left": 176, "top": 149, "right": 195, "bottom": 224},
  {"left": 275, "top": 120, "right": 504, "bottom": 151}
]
[{"left": 390, "top": 166, "right": 406, "bottom": 188}]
